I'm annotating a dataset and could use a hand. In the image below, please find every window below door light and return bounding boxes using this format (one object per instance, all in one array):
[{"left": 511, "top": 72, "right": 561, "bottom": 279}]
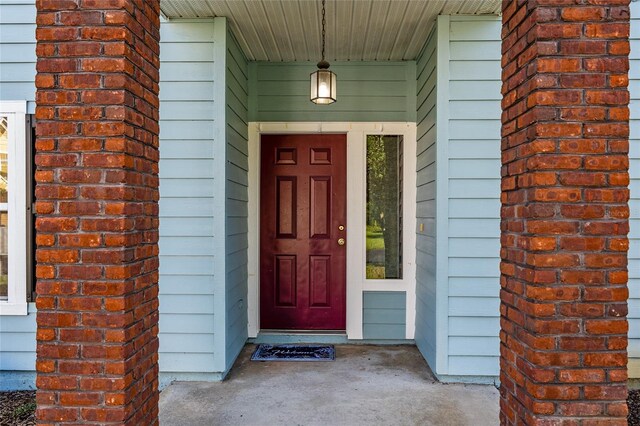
[{"left": 365, "top": 135, "right": 403, "bottom": 280}]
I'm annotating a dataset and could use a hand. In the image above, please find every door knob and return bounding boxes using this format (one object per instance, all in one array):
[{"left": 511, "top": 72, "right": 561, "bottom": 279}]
[{"left": 337, "top": 238, "right": 345, "bottom": 246}]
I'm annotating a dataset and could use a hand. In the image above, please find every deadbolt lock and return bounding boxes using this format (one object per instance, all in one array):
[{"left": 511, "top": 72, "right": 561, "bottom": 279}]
[
  {"left": 338, "top": 238, "right": 346, "bottom": 246},
  {"left": 338, "top": 225, "right": 345, "bottom": 231}
]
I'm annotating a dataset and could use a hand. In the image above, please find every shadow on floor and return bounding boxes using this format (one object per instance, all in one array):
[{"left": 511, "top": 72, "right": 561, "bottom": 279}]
[{"left": 159, "top": 344, "right": 499, "bottom": 425}]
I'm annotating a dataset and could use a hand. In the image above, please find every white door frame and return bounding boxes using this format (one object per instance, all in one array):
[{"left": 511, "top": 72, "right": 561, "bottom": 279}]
[{"left": 247, "top": 122, "right": 417, "bottom": 340}]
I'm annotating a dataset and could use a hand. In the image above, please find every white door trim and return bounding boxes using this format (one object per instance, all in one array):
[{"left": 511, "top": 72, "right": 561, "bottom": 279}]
[{"left": 247, "top": 122, "right": 417, "bottom": 340}]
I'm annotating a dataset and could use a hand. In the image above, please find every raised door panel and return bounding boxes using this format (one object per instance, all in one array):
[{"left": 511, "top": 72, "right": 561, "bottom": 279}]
[
  {"left": 276, "top": 177, "right": 296, "bottom": 238},
  {"left": 310, "top": 255, "right": 330, "bottom": 307},
  {"left": 275, "top": 255, "right": 296, "bottom": 307},
  {"left": 310, "top": 176, "right": 330, "bottom": 239}
]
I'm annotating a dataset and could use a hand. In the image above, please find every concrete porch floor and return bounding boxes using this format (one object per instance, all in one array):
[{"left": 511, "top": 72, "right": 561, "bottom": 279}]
[{"left": 159, "top": 344, "right": 499, "bottom": 425}]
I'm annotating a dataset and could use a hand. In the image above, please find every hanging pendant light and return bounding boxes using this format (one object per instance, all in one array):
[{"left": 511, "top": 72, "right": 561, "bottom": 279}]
[{"left": 310, "top": 0, "right": 336, "bottom": 104}]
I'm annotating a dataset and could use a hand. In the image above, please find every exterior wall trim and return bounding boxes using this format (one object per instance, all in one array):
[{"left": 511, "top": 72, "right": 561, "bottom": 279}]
[
  {"left": 435, "top": 15, "right": 450, "bottom": 375},
  {"left": 212, "top": 15, "right": 228, "bottom": 374},
  {"left": 247, "top": 122, "right": 417, "bottom": 340}
]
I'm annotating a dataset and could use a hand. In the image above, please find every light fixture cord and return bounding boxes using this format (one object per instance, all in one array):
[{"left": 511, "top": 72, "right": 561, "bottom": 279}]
[{"left": 321, "top": 0, "right": 326, "bottom": 61}]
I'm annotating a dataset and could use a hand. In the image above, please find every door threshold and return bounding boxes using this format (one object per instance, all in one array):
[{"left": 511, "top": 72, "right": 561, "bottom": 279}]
[
  {"left": 260, "top": 329, "right": 346, "bottom": 335},
  {"left": 250, "top": 330, "right": 348, "bottom": 345}
]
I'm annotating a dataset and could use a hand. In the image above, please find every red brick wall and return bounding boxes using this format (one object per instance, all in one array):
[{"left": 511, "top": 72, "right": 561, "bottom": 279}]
[
  {"left": 34, "top": 1, "right": 161, "bottom": 424},
  {"left": 500, "top": 1, "right": 631, "bottom": 424}
]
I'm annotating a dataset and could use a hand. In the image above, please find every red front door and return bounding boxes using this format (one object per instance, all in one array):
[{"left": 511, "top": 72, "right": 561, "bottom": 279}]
[{"left": 260, "top": 134, "right": 347, "bottom": 330}]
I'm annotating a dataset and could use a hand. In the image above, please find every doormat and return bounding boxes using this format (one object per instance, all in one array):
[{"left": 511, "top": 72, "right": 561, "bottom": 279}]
[{"left": 250, "top": 344, "right": 335, "bottom": 362}]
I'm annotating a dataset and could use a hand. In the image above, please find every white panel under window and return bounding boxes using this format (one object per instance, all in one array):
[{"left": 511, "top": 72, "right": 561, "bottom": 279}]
[{"left": 0, "top": 101, "right": 27, "bottom": 315}]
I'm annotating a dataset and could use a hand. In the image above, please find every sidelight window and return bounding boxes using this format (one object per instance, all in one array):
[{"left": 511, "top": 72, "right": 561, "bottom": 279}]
[{"left": 365, "top": 135, "right": 403, "bottom": 280}]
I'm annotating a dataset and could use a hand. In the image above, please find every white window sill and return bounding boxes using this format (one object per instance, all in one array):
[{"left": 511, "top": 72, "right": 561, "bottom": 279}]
[{"left": 0, "top": 302, "right": 28, "bottom": 316}]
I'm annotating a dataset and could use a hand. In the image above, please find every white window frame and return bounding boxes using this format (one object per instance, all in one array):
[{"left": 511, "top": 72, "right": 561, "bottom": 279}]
[
  {"left": 359, "top": 127, "right": 417, "bottom": 339},
  {"left": 0, "top": 101, "right": 28, "bottom": 315},
  {"left": 247, "top": 122, "right": 417, "bottom": 340}
]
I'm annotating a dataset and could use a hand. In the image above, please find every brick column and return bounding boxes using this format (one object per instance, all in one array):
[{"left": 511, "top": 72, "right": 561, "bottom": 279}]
[
  {"left": 34, "top": 1, "right": 160, "bottom": 424},
  {"left": 500, "top": 1, "right": 630, "bottom": 424}
]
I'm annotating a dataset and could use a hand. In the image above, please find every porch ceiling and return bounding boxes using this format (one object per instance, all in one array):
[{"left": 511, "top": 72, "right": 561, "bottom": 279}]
[{"left": 159, "top": 0, "right": 502, "bottom": 62}]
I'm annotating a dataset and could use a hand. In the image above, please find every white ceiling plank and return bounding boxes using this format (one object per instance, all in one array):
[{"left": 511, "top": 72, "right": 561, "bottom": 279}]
[
  {"left": 225, "top": 1, "right": 266, "bottom": 60},
  {"left": 160, "top": 0, "right": 502, "bottom": 62},
  {"left": 212, "top": 2, "right": 253, "bottom": 60},
  {"left": 461, "top": 0, "right": 501, "bottom": 15},
  {"left": 245, "top": 1, "right": 281, "bottom": 61},
  {"left": 443, "top": 0, "right": 467, "bottom": 15},
  {"left": 168, "top": 2, "right": 191, "bottom": 17},
  {"left": 327, "top": 0, "right": 337, "bottom": 61},
  {"left": 281, "top": 1, "right": 311, "bottom": 61},
  {"left": 400, "top": 1, "right": 431, "bottom": 59},
  {"left": 180, "top": 1, "right": 203, "bottom": 17},
  {"left": 263, "top": 0, "right": 296, "bottom": 61},
  {"left": 334, "top": 0, "right": 353, "bottom": 61},
  {"left": 377, "top": 1, "right": 408, "bottom": 61},
  {"left": 363, "top": 0, "right": 390, "bottom": 61},
  {"left": 403, "top": 2, "right": 442, "bottom": 60},
  {"left": 160, "top": 2, "right": 179, "bottom": 17},
  {"left": 350, "top": 0, "right": 372, "bottom": 62},
  {"left": 299, "top": 0, "right": 322, "bottom": 63},
  {"left": 258, "top": 0, "right": 285, "bottom": 61}
]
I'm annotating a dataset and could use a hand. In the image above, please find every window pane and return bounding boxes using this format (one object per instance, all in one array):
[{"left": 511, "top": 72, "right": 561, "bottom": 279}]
[
  {"left": 366, "top": 135, "right": 402, "bottom": 279},
  {"left": 0, "top": 117, "right": 7, "bottom": 300}
]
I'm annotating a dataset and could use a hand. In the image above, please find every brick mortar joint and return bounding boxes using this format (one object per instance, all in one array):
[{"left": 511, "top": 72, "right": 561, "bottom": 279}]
[
  {"left": 35, "top": 41, "right": 160, "bottom": 87},
  {"left": 33, "top": 2, "right": 162, "bottom": 423},
  {"left": 499, "top": 3, "right": 631, "bottom": 423}
]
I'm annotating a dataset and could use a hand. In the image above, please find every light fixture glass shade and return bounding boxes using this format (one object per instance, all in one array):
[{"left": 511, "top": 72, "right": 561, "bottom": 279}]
[{"left": 310, "top": 69, "right": 337, "bottom": 104}]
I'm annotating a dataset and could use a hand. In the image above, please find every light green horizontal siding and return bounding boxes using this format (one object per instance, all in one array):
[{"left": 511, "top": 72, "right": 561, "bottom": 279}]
[
  {"left": 362, "top": 292, "right": 406, "bottom": 340},
  {"left": 0, "top": 304, "right": 36, "bottom": 372},
  {"left": 225, "top": 26, "right": 249, "bottom": 372},
  {"left": 158, "top": 19, "right": 218, "bottom": 374},
  {"left": 414, "top": 25, "right": 438, "bottom": 371},
  {"left": 444, "top": 15, "right": 501, "bottom": 378},
  {"left": 250, "top": 61, "right": 416, "bottom": 122},
  {"left": 0, "top": 2, "right": 35, "bottom": 112}
]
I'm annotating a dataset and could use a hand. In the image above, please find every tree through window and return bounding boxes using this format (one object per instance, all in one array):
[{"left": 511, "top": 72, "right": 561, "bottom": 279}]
[{"left": 366, "top": 135, "right": 403, "bottom": 279}]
